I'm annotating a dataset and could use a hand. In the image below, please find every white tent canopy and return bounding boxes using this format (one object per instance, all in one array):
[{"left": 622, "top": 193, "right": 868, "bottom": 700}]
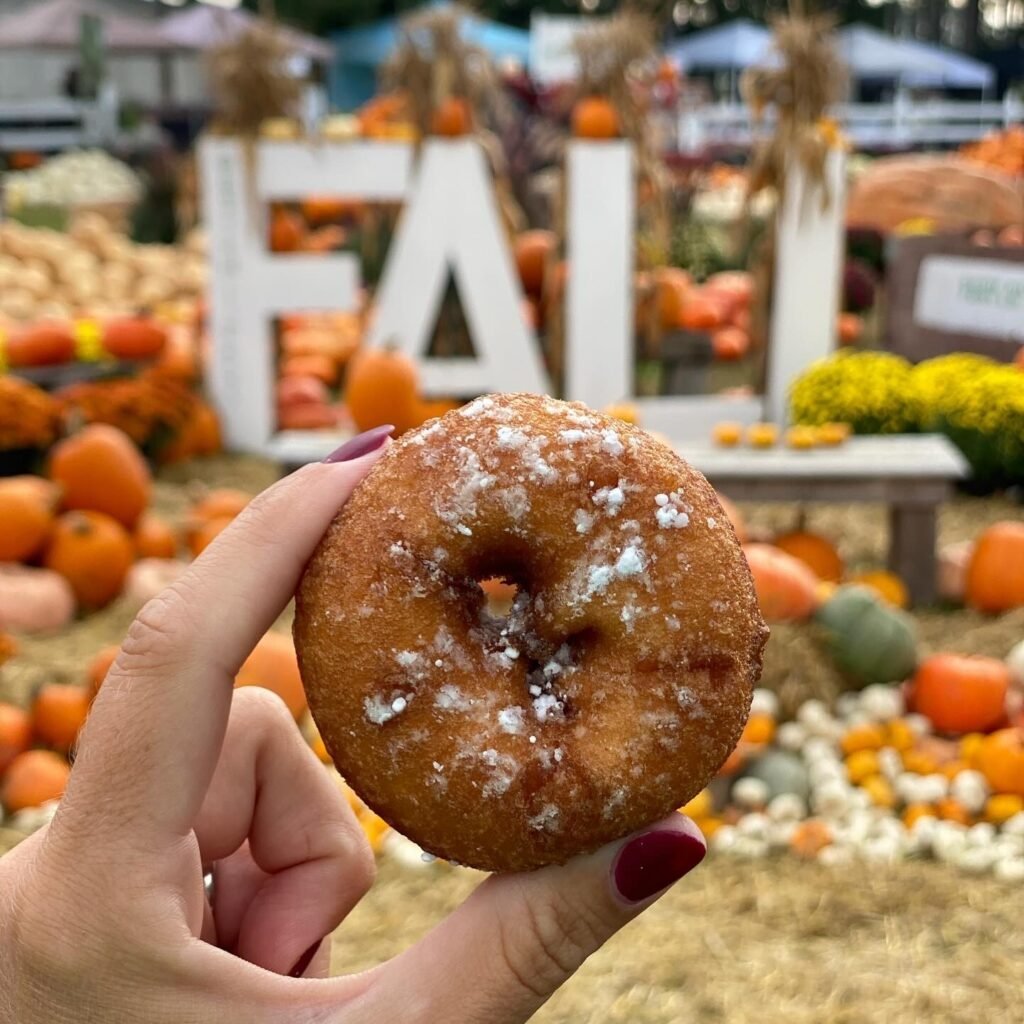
[
  {"left": 157, "top": 7, "right": 334, "bottom": 62},
  {"left": 668, "top": 20, "right": 772, "bottom": 71},
  {"left": 836, "top": 26, "right": 995, "bottom": 89},
  {"left": 0, "top": 0, "right": 172, "bottom": 50}
]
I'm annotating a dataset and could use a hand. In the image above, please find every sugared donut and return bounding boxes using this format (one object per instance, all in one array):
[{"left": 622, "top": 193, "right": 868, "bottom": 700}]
[{"left": 294, "top": 393, "right": 767, "bottom": 872}]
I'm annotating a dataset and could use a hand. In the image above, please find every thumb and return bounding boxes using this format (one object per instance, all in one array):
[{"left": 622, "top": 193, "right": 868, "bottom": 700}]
[{"left": 350, "top": 813, "right": 705, "bottom": 1023}]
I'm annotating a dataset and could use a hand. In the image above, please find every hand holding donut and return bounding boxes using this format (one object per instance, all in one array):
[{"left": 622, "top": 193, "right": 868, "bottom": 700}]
[{"left": 0, "top": 426, "right": 706, "bottom": 1024}]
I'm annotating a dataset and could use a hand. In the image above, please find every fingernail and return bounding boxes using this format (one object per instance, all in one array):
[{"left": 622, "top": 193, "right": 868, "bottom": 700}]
[
  {"left": 613, "top": 828, "right": 706, "bottom": 904},
  {"left": 322, "top": 425, "right": 394, "bottom": 464},
  {"left": 288, "top": 941, "right": 321, "bottom": 978}
]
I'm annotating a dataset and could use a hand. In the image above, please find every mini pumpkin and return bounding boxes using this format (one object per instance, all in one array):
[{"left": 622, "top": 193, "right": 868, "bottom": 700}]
[
  {"left": 6, "top": 322, "right": 75, "bottom": 368},
  {"left": 235, "top": 632, "right": 307, "bottom": 719},
  {"left": 742, "top": 543, "right": 819, "bottom": 623},
  {"left": 977, "top": 729, "right": 1024, "bottom": 796},
  {"left": 965, "top": 522, "right": 1024, "bottom": 613},
  {"left": 133, "top": 513, "right": 178, "bottom": 560},
  {"left": 31, "top": 683, "right": 90, "bottom": 753},
  {"left": 850, "top": 569, "right": 909, "bottom": 609},
  {"left": 49, "top": 424, "right": 151, "bottom": 529},
  {"left": 571, "top": 96, "right": 620, "bottom": 139},
  {"left": 102, "top": 318, "right": 168, "bottom": 361},
  {"left": 0, "top": 477, "right": 57, "bottom": 563},
  {"left": 44, "top": 510, "right": 134, "bottom": 609},
  {"left": 814, "top": 585, "right": 918, "bottom": 687},
  {"left": 0, "top": 565, "right": 76, "bottom": 634},
  {"left": 0, "top": 703, "right": 32, "bottom": 776},
  {"left": 1, "top": 749, "right": 70, "bottom": 812},
  {"left": 431, "top": 97, "right": 472, "bottom": 137},
  {"left": 344, "top": 346, "right": 419, "bottom": 435},
  {"left": 912, "top": 654, "right": 1009, "bottom": 734}
]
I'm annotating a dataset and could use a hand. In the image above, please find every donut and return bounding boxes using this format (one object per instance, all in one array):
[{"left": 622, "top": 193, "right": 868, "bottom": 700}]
[{"left": 294, "top": 393, "right": 767, "bottom": 872}]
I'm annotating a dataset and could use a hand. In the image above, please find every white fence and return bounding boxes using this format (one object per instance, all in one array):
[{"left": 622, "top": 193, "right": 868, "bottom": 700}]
[
  {"left": 677, "top": 95, "right": 1024, "bottom": 153},
  {"left": 0, "top": 95, "right": 119, "bottom": 151}
]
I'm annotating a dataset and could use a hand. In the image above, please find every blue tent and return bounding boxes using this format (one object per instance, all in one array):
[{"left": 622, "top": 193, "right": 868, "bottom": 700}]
[
  {"left": 329, "top": 2, "right": 530, "bottom": 110},
  {"left": 667, "top": 20, "right": 772, "bottom": 71}
]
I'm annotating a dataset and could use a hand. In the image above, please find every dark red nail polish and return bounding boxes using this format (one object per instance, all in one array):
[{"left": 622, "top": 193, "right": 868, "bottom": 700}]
[
  {"left": 288, "top": 941, "right": 321, "bottom": 978},
  {"left": 613, "top": 829, "right": 706, "bottom": 904},
  {"left": 322, "top": 425, "right": 394, "bottom": 464}
]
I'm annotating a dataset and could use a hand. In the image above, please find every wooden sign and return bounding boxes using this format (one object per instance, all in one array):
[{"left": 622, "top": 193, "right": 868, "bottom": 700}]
[{"left": 886, "top": 235, "right": 1024, "bottom": 363}]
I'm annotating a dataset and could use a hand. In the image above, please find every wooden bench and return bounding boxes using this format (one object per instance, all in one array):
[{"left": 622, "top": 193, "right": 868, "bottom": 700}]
[{"left": 674, "top": 434, "right": 970, "bottom": 607}]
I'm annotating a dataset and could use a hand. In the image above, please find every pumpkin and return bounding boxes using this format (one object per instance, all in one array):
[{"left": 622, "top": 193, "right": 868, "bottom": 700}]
[
  {"left": 743, "top": 750, "right": 810, "bottom": 801},
  {"left": 86, "top": 645, "right": 120, "bottom": 701},
  {"left": 712, "top": 422, "right": 742, "bottom": 447},
  {"left": 431, "top": 97, "right": 472, "bottom": 137},
  {"left": 742, "top": 543, "right": 819, "bottom": 622},
  {"left": 965, "top": 522, "right": 1024, "bottom": 613},
  {"left": 703, "top": 271, "right": 754, "bottom": 312},
  {"left": 49, "top": 423, "right": 151, "bottom": 529},
  {"left": 712, "top": 326, "right": 750, "bottom": 361},
  {"left": 0, "top": 633, "right": 17, "bottom": 666},
  {"left": 31, "top": 683, "right": 90, "bottom": 753},
  {"left": 303, "top": 225, "right": 347, "bottom": 254},
  {"left": 44, "top": 510, "right": 134, "bottom": 609},
  {"left": 790, "top": 820, "right": 832, "bottom": 858},
  {"left": 0, "top": 565, "right": 75, "bottom": 633},
  {"left": 837, "top": 312, "right": 863, "bottom": 346},
  {"left": 235, "top": 632, "right": 307, "bottom": 719},
  {"left": 278, "top": 404, "right": 339, "bottom": 431},
  {"left": 278, "top": 375, "right": 330, "bottom": 409},
  {"left": 774, "top": 530, "right": 844, "bottom": 582},
  {"left": 6, "top": 321, "right": 75, "bottom": 368},
  {"left": 133, "top": 513, "right": 177, "bottom": 560},
  {"left": 715, "top": 494, "right": 747, "bottom": 543},
  {"left": 344, "top": 346, "right": 420, "bottom": 434},
  {"left": 912, "top": 654, "right": 1009, "bottom": 734},
  {"left": 976, "top": 729, "right": 1024, "bottom": 796},
  {"left": 850, "top": 570, "right": 909, "bottom": 609},
  {"left": 513, "top": 230, "right": 556, "bottom": 298},
  {"left": 102, "top": 318, "right": 168, "bottom": 360},
  {"left": 815, "top": 585, "right": 917, "bottom": 687},
  {"left": 652, "top": 268, "right": 691, "bottom": 330},
  {"left": 269, "top": 209, "right": 305, "bottom": 253},
  {"left": 746, "top": 423, "right": 778, "bottom": 448},
  {"left": 0, "top": 703, "right": 32, "bottom": 776},
  {"left": 785, "top": 427, "right": 818, "bottom": 450},
  {"left": 413, "top": 398, "right": 461, "bottom": 427},
  {"left": 816, "top": 422, "right": 851, "bottom": 447},
  {"left": 124, "top": 558, "right": 188, "bottom": 611},
  {"left": 679, "top": 292, "right": 726, "bottom": 332},
  {"left": 300, "top": 196, "right": 362, "bottom": 225},
  {"left": 189, "top": 489, "right": 251, "bottom": 529},
  {"left": 189, "top": 515, "right": 234, "bottom": 559},
  {"left": 0, "top": 477, "right": 57, "bottom": 562},
  {"left": 1, "top": 749, "right": 69, "bottom": 812},
  {"left": 572, "top": 96, "right": 620, "bottom": 139}
]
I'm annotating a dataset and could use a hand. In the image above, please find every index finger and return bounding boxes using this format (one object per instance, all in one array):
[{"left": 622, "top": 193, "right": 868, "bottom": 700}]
[{"left": 61, "top": 432, "right": 391, "bottom": 848}]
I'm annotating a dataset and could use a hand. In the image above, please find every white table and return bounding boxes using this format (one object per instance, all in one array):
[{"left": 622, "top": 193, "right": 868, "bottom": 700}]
[{"left": 674, "top": 435, "right": 970, "bottom": 607}]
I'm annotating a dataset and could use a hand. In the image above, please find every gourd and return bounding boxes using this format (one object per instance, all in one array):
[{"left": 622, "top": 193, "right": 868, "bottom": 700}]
[{"left": 814, "top": 585, "right": 918, "bottom": 687}]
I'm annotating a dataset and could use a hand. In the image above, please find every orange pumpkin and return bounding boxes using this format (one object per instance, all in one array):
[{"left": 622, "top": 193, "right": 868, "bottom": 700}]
[
  {"left": 977, "top": 728, "right": 1024, "bottom": 796},
  {"left": 102, "top": 318, "right": 168, "bottom": 361},
  {"left": 188, "top": 515, "right": 234, "bottom": 559},
  {"left": 300, "top": 195, "right": 362, "bottom": 225},
  {"left": 44, "top": 510, "right": 134, "bottom": 609},
  {"left": 278, "top": 404, "right": 339, "bottom": 431},
  {"left": 49, "top": 424, "right": 151, "bottom": 529},
  {"left": 513, "top": 230, "right": 557, "bottom": 297},
  {"left": 712, "top": 326, "right": 750, "bottom": 361},
  {"left": 86, "top": 645, "right": 120, "bottom": 701},
  {"left": 912, "top": 654, "right": 1009, "bottom": 734},
  {"left": 413, "top": 398, "right": 460, "bottom": 426},
  {"left": 790, "top": 819, "right": 832, "bottom": 858},
  {"left": 6, "top": 322, "right": 75, "bottom": 368},
  {"left": 1, "top": 749, "right": 70, "bottom": 812},
  {"left": 344, "top": 346, "right": 420, "bottom": 435},
  {"left": 190, "top": 489, "right": 251, "bottom": 526},
  {"left": 31, "top": 683, "right": 90, "bottom": 753},
  {"left": 742, "top": 543, "right": 819, "bottom": 622},
  {"left": 652, "top": 268, "right": 691, "bottom": 330},
  {"left": 0, "top": 477, "right": 56, "bottom": 563},
  {"left": 850, "top": 570, "right": 909, "bottom": 609},
  {"left": 133, "top": 513, "right": 178, "bottom": 560},
  {"left": 269, "top": 208, "right": 305, "bottom": 253},
  {"left": 679, "top": 292, "right": 726, "bottom": 332},
  {"left": 235, "top": 632, "right": 307, "bottom": 719},
  {"left": 303, "top": 225, "right": 347, "bottom": 254},
  {"left": 0, "top": 703, "right": 32, "bottom": 776},
  {"left": 431, "top": 97, "right": 472, "bottom": 137},
  {"left": 571, "top": 97, "right": 620, "bottom": 139},
  {"left": 837, "top": 312, "right": 864, "bottom": 346},
  {"left": 965, "top": 522, "right": 1024, "bottom": 613},
  {"left": 773, "top": 530, "right": 844, "bottom": 583}
]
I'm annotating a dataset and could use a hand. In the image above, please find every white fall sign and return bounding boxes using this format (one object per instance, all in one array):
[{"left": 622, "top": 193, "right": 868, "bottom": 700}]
[{"left": 200, "top": 137, "right": 843, "bottom": 459}]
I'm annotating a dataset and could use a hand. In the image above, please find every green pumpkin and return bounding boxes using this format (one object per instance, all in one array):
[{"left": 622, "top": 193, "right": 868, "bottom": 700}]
[{"left": 815, "top": 584, "right": 918, "bottom": 687}]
